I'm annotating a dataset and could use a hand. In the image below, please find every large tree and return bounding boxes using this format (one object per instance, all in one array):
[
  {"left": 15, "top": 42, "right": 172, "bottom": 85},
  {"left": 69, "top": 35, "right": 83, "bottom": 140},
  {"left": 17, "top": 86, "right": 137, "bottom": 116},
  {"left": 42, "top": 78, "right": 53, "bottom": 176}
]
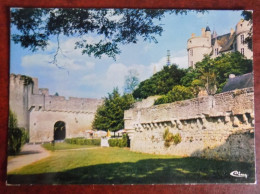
[
  {"left": 11, "top": 8, "right": 204, "bottom": 60},
  {"left": 180, "top": 52, "right": 253, "bottom": 95},
  {"left": 92, "top": 88, "right": 134, "bottom": 134},
  {"left": 133, "top": 64, "right": 186, "bottom": 99}
]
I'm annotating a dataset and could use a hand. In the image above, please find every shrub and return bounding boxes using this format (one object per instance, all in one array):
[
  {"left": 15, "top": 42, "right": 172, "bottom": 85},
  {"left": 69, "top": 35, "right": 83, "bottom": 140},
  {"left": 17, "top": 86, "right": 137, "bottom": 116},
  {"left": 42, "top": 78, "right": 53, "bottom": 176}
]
[
  {"left": 8, "top": 110, "right": 17, "bottom": 129},
  {"left": 108, "top": 134, "right": 128, "bottom": 147},
  {"left": 21, "top": 128, "right": 29, "bottom": 145},
  {"left": 8, "top": 110, "right": 29, "bottom": 155},
  {"left": 163, "top": 128, "right": 182, "bottom": 148},
  {"left": 8, "top": 127, "right": 23, "bottom": 155},
  {"left": 65, "top": 138, "right": 101, "bottom": 146},
  {"left": 173, "top": 133, "right": 182, "bottom": 144}
]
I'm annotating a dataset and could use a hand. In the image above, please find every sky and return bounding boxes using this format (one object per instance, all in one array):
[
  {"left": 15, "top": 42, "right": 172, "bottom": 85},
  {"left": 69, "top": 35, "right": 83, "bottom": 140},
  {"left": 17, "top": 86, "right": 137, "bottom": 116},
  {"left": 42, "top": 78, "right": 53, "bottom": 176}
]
[{"left": 10, "top": 10, "right": 244, "bottom": 99}]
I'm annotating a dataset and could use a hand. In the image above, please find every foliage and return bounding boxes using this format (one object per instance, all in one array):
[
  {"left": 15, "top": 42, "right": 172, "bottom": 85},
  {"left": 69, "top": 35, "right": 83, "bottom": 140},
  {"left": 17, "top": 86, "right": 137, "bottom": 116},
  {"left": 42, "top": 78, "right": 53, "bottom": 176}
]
[
  {"left": 8, "top": 127, "right": 28, "bottom": 155},
  {"left": 154, "top": 85, "right": 194, "bottom": 105},
  {"left": 8, "top": 128, "right": 23, "bottom": 155},
  {"left": 65, "top": 138, "right": 101, "bottom": 146},
  {"left": 10, "top": 8, "right": 205, "bottom": 60},
  {"left": 133, "top": 65, "right": 186, "bottom": 99},
  {"left": 212, "top": 52, "right": 252, "bottom": 93},
  {"left": 108, "top": 134, "right": 129, "bottom": 147},
  {"left": 20, "top": 128, "right": 29, "bottom": 145},
  {"left": 20, "top": 75, "right": 33, "bottom": 86},
  {"left": 163, "top": 128, "right": 182, "bottom": 147},
  {"left": 196, "top": 56, "right": 217, "bottom": 95},
  {"left": 173, "top": 133, "right": 182, "bottom": 144},
  {"left": 8, "top": 110, "right": 29, "bottom": 155},
  {"left": 92, "top": 88, "right": 135, "bottom": 133},
  {"left": 180, "top": 52, "right": 253, "bottom": 95},
  {"left": 8, "top": 110, "right": 18, "bottom": 129},
  {"left": 124, "top": 69, "right": 140, "bottom": 94}
]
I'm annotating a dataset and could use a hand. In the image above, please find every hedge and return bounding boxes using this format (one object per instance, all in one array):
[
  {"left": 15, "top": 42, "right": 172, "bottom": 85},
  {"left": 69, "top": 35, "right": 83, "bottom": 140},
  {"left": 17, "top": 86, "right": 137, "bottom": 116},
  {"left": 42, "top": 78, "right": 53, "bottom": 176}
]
[
  {"left": 8, "top": 127, "right": 29, "bottom": 155},
  {"left": 65, "top": 138, "right": 101, "bottom": 146},
  {"left": 108, "top": 134, "right": 129, "bottom": 147}
]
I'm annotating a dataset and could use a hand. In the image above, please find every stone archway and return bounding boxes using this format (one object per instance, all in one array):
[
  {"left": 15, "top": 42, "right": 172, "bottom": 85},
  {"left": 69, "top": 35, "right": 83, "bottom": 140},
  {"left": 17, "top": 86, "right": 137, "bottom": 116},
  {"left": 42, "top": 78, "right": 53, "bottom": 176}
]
[{"left": 54, "top": 121, "right": 66, "bottom": 140}]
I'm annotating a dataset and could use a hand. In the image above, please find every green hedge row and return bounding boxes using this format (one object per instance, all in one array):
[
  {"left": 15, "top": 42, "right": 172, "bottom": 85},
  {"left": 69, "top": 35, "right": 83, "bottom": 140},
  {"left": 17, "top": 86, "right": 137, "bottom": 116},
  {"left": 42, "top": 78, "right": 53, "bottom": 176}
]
[
  {"left": 108, "top": 134, "right": 129, "bottom": 147},
  {"left": 65, "top": 138, "right": 101, "bottom": 146},
  {"left": 8, "top": 127, "right": 29, "bottom": 155}
]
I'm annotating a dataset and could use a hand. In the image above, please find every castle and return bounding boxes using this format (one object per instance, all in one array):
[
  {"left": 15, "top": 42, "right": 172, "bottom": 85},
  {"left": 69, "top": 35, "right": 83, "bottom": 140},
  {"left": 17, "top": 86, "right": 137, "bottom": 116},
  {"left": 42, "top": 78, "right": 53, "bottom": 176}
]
[
  {"left": 9, "top": 74, "right": 103, "bottom": 143},
  {"left": 187, "top": 19, "right": 253, "bottom": 68}
]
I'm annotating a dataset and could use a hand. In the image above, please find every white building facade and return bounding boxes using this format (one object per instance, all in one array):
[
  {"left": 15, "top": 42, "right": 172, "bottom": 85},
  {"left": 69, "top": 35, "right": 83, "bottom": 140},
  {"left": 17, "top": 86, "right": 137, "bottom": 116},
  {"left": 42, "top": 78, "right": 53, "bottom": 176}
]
[{"left": 187, "top": 19, "right": 253, "bottom": 68}]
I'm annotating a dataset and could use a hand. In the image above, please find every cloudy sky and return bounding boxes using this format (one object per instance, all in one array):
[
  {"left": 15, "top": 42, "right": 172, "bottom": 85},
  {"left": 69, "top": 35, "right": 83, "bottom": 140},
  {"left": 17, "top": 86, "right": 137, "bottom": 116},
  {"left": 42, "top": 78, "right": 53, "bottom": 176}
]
[{"left": 10, "top": 10, "right": 244, "bottom": 99}]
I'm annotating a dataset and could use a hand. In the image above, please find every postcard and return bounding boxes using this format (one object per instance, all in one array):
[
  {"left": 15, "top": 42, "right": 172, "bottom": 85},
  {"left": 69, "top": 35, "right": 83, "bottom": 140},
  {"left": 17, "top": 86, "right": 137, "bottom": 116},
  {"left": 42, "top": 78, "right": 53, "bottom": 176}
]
[{"left": 7, "top": 8, "right": 255, "bottom": 184}]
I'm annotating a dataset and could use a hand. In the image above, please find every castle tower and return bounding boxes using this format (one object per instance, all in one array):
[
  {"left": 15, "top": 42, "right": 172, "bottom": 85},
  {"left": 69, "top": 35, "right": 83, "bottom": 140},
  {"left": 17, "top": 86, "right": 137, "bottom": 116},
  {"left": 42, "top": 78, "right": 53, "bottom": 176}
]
[
  {"left": 235, "top": 19, "right": 253, "bottom": 59},
  {"left": 187, "top": 26, "right": 212, "bottom": 68}
]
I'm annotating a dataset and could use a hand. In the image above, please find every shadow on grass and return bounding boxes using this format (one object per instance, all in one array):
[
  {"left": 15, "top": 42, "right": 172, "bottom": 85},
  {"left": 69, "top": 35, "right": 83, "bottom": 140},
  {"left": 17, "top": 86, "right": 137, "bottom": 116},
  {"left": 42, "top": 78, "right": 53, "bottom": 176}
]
[{"left": 7, "top": 157, "right": 255, "bottom": 184}]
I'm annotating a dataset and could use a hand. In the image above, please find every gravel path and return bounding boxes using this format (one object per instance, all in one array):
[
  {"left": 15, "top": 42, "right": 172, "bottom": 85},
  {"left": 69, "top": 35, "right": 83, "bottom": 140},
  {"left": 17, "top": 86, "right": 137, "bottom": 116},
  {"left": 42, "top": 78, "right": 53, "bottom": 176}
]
[{"left": 7, "top": 144, "right": 50, "bottom": 173}]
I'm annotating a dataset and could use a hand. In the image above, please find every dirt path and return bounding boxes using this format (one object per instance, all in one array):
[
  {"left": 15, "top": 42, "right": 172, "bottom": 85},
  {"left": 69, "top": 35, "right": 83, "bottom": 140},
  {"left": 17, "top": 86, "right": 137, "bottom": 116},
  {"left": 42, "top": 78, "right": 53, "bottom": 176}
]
[{"left": 7, "top": 144, "right": 51, "bottom": 173}]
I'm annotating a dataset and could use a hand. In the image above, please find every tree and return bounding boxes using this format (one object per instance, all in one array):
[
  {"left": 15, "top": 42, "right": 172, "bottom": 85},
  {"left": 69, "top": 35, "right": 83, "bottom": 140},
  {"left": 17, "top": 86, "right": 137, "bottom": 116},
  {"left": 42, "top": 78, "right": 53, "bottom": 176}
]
[
  {"left": 154, "top": 85, "right": 194, "bottom": 105},
  {"left": 195, "top": 56, "right": 217, "bottom": 95},
  {"left": 180, "top": 52, "right": 253, "bottom": 95},
  {"left": 124, "top": 69, "right": 140, "bottom": 94},
  {"left": 11, "top": 8, "right": 205, "bottom": 61},
  {"left": 92, "top": 88, "right": 134, "bottom": 135},
  {"left": 133, "top": 64, "right": 186, "bottom": 99}
]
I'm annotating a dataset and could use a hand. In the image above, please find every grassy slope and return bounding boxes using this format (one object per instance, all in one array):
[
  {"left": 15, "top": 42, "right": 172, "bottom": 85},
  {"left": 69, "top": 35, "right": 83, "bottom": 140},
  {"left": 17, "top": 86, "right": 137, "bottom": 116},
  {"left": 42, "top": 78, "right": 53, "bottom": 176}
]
[{"left": 7, "top": 147, "right": 255, "bottom": 184}]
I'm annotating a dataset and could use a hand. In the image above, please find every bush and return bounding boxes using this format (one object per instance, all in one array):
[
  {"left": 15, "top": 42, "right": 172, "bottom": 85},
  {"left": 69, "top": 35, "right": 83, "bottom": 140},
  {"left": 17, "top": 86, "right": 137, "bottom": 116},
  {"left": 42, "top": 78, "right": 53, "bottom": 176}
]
[
  {"left": 8, "top": 110, "right": 29, "bottom": 155},
  {"left": 108, "top": 134, "right": 128, "bottom": 147},
  {"left": 163, "top": 128, "right": 181, "bottom": 147},
  {"left": 65, "top": 138, "right": 101, "bottom": 146},
  {"left": 21, "top": 128, "right": 29, "bottom": 145},
  {"left": 154, "top": 85, "right": 194, "bottom": 105},
  {"left": 8, "top": 128, "right": 22, "bottom": 155},
  {"left": 173, "top": 133, "right": 182, "bottom": 144}
]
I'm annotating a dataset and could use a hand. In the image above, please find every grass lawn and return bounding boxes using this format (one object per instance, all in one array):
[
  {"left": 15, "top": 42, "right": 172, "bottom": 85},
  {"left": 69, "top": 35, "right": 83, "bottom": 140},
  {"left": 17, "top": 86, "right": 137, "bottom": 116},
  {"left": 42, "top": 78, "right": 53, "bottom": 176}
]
[
  {"left": 42, "top": 142, "right": 98, "bottom": 151},
  {"left": 7, "top": 145, "right": 255, "bottom": 184}
]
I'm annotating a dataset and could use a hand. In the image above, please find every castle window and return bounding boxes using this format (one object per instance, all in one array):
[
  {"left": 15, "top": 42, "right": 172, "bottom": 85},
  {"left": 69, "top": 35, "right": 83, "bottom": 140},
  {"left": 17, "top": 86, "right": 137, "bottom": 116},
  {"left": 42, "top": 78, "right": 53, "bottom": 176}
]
[
  {"left": 241, "top": 35, "right": 244, "bottom": 44},
  {"left": 215, "top": 48, "right": 219, "bottom": 55},
  {"left": 190, "top": 49, "right": 193, "bottom": 56},
  {"left": 190, "top": 61, "right": 193, "bottom": 67},
  {"left": 241, "top": 48, "right": 244, "bottom": 55}
]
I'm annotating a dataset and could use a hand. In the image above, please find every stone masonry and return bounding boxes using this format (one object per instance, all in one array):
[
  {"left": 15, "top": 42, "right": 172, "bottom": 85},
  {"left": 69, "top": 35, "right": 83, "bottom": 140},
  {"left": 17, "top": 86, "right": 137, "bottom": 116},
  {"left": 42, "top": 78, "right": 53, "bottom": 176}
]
[
  {"left": 124, "top": 88, "right": 254, "bottom": 162},
  {"left": 9, "top": 74, "right": 103, "bottom": 143}
]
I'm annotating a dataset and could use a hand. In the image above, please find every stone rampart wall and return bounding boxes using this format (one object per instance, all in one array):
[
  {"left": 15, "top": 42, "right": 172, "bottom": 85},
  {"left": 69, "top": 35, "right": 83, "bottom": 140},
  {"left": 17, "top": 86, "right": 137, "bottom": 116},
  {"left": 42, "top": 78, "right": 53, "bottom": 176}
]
[
  {"left": 9, "top": 74, "right": 103, "bottom": 142},
  {"left": 29, "top": 109, "right": 96, "bottom": 142},
  {"left": 124, "top": 87, "right": 254, "bottom": 162}
]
